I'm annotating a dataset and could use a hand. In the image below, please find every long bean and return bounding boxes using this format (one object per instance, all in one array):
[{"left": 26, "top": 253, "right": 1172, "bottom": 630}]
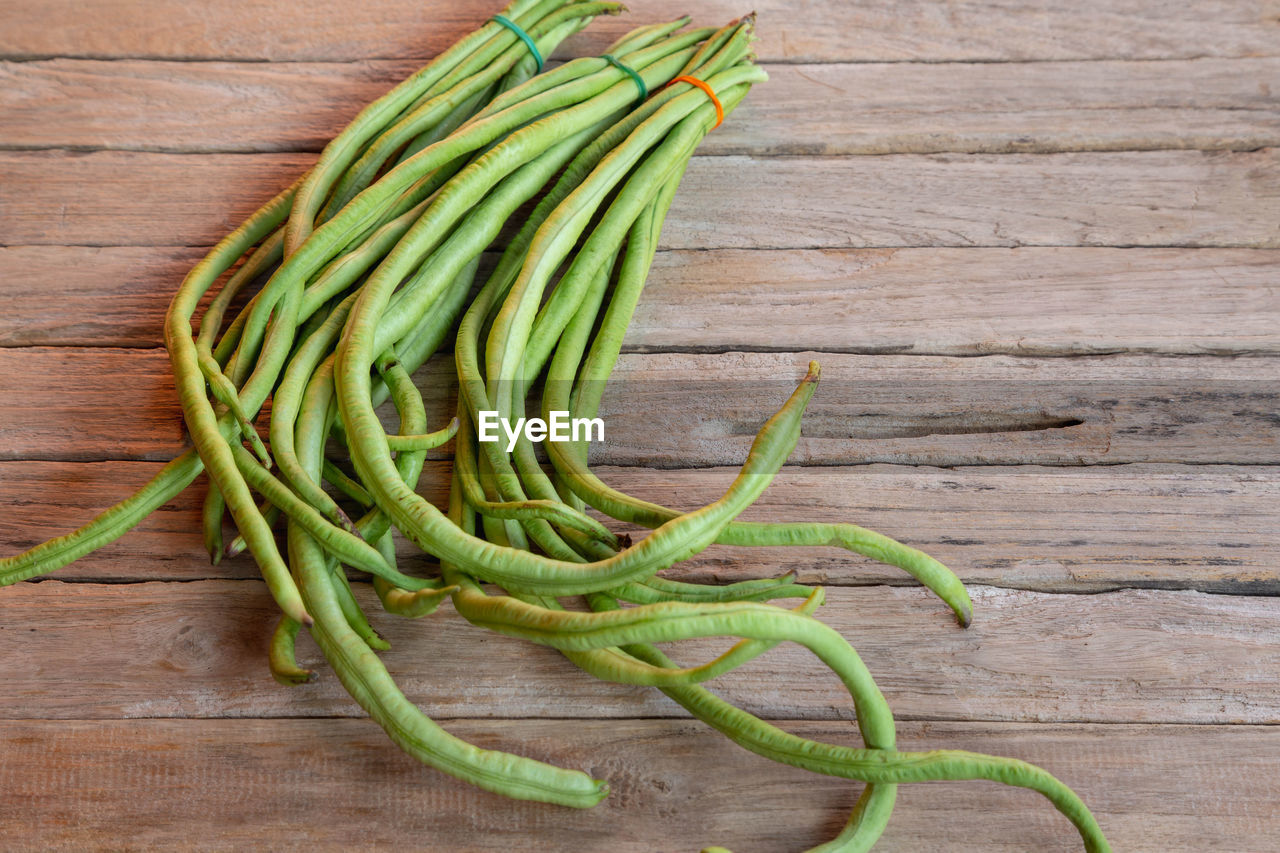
[
  {"left": 333, "top": 65, "right": 770, "bottom": 597},
  {"left": 286, "top": 0, "right": 546, "bottom": 253},
  {"left": 458, "top": 36, "right": 758, "bottom": 559},
  {"left": 609, "top": 621, "right": 1109, "bottom": 852},
  {"left": 287, "top": 341, "right": 610, "bottom": 806},
  {"left": 537, "top": 159, "right": 973, "bottom": 626},
  {"left": 0, "top": 11, "right": 1111, "bottom": 850},
  {"left": 203, "top": 10, "right": 619, "bottom": 564},
  {"left": 322, "top": 1, "right": 617, "bottom": 218}
]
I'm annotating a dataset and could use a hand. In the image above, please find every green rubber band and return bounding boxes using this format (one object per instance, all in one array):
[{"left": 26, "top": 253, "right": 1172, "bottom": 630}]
[
  {"left": 492, "top": 15, "right": 544, "bottom": 72},
  {"left": 602, "top": 54, "right": 647, "bottom": 103}
]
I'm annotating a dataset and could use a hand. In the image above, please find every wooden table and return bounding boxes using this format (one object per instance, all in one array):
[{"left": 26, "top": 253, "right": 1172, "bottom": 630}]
[{"left": 2, "top": 1, "right": 1278, "bottom": 849}]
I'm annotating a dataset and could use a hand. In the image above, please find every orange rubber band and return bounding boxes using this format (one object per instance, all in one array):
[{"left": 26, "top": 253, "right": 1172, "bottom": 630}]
[{"left": 667, "top": 75, "right": 724, "bottom": 129}]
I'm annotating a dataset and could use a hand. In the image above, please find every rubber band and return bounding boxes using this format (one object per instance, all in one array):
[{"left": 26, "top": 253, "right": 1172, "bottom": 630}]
[
  {"left": 666, "top": 75, "right": 724, "bottom": 129},
  {"left": 602, "top": 54, "right": 647, "bottom": 103},
  {"left": 491, "top": 14, "right": 544, "bottom": 72}
]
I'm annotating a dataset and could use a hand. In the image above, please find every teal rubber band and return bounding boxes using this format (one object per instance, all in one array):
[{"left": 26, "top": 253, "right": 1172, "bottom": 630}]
[
  {"left": 603, "top": 54, "right": 648, "bottom": 103},
  {"left": 492, "top": 14, "right": 544, "bottom": 72}
]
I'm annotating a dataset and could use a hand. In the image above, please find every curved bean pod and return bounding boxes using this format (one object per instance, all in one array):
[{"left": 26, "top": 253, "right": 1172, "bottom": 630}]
[
  {"left": 606, "top": 617, "right": 1108, "bottom": 852},
  {"left": 288, "top": 344, "right": 609, "bottom": 807},
  {"left": 453, "top": 573, "right": 826, "bottom": 688},
  {"left": 384, "top": 418, "right": 459, "bottom": 452},
  {"left": 268, "top": 615, "right": 316, "bottom": 686},
  {"left": 290, "top": 521, "right": 609, "bottom": 806},
  {"left": 0, "top": 176, "right": 301, "bottom": 584},
  {"left": 450, "top": 577, "right": 895, "bottom": 749},
  {"left": 609, "top": 572, "right": 817, "bottom": 605},
  {"left": 346, "top": 357, "right": 819, "bottom": 597},
  {"left": 454, "top": 408, "right": 620, "bottom": 548},
  {"left": 539, "top": 158, "right": 972, "bottom": 627},
  {"left": 164, "top": 214, "right": 310, "bottom": 623}
]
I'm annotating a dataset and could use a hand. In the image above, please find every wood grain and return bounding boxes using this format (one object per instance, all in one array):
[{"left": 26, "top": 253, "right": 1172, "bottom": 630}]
[
  {"left": 7, "top": 58, "right": 1278, "bottom": 155},
  {"left": 6, "top": 247, "right": 1278, "bottom": 354},
  {"left": 5, "top": 149, "right": 1276, "bottom": 249},
  {"left": 601, "top": 462, "right": 1280, "bottom": 594},
  {"left": 0, "top": 718, "right": 1271, "bottom": 851},
  {"left": 2, "top": 0, "right": 1276, "bottom": 847},
  {"left": 0, "top": 246, "right": 206, "bottom": 347},
  {"left": 2, "top": 349, "right": 1273, "bottom": 465},
  {"left": 591, "top": 351, "right": 1280, "bottom": 466},
  {"left": 0, "top": 151, "right": 314, "bottom": 248},
  {"left": 632, "top": 248, "right": 1280, "bottom": 356},
  {"left": 2, "top": 0, "right": 1276, "bottom": 62},
  {"left": 1, "top": 580, "right": 1277, "bottom": 725},
  {"left": 0, "top": 347, "right": 188, "bottom": 462},
  {"left": 665, "top": 150, "right": 1280, "bottom": 250},
  {"left": 7, "top": 461, "right": 1273, "bottom": 592}
]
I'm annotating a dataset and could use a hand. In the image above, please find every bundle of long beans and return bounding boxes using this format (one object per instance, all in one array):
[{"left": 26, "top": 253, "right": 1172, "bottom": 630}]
[{"left": 1, "top": 4, "right": 1110, "bottom": 851}]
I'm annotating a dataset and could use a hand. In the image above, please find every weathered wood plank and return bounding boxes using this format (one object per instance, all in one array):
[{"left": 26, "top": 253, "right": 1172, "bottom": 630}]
[
  {"left": 1, "top": 581, "right": 1276, "bottom": 724},
  {"left": 3, "top": 149, "right": 1277, "bottom": 248},
  {"left": 2, "top": 718, "right": 1271, "bottom": 851},
  {"left": 2, "top": 2, "right": 1272, "bottom": 849},
  {"left": 0, "top": 347, "right": 188, "bottom": 463},
  {"left": 590, "top": 351, "right": 1280, "bottom": 466},
  {"left": 0, "top": 151, "right": 313, "bottom": 248},
  {"left": 7, "top": 247, "right": 1278, "bottom": 355},
  {"left": 7, "top": 461, "right": 1272, "bottom": 592},
  {"left": 7, "top": 58, "right": 1279, "bottom": 155},
  {"left": 633, "top": 248, "right": 1280, "bottom": 356},
  {"left": 2, "top": 0, "right": 1276, "bottom": 62},
  {"left": 0, "top": 247, "right": 232, "bottom": 353},
  {"left": 0, "top": 246, "right": 205, "bottom": 347},
  {"left": 2, "top": 349, "right": 1273, "bottom": 465},
  {"left": 665, "top": 150, "right": 1280, "bottom": 250},
  {"left": 603, "top": 463, "right": 1280, "bottom": 594}
]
